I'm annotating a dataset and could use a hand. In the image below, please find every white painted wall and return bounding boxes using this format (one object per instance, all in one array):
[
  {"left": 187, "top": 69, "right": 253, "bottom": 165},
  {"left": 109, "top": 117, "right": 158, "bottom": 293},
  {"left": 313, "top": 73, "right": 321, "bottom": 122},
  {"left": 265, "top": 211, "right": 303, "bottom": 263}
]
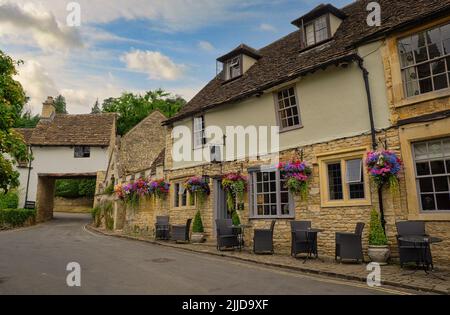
[
  {"left": 17, "top": 146, "right": 109, "bottom": 207},
  {"left": 171, "top": 40, "right": 390, "bottom": 169}
]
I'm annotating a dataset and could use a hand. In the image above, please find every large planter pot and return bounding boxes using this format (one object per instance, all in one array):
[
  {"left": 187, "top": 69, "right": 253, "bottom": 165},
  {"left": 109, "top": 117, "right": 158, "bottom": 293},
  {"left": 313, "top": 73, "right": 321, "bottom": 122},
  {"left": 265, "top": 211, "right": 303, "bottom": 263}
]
[
  {"left": 191, "top": 232, "right": 205, "bottom": 243},
  {"left": 368, "top": 245, "right": 391, "bottom": 265}
]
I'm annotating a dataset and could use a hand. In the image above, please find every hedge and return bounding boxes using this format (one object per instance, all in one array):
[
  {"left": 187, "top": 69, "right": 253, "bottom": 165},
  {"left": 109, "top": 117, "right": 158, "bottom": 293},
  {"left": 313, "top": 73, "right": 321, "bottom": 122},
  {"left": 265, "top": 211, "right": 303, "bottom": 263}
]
[
  {"left": 0, "top": 190, "right": 19, "bottom": 210},
  {"left": 55, "top": 179, "right": 96, "bottom": 198},
  {"left": 0, "top": 208, "right": 36, "bottom": 227}
]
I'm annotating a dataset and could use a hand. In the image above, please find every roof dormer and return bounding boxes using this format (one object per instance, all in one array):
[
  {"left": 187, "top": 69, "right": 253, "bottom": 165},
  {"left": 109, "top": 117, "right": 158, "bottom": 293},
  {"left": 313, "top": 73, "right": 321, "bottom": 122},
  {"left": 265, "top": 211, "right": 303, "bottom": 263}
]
[
  {"left": 291, "top": 3, "right": 346, "bottom": 49},
  {"left": 217, "top": 44, "right": 261, "bottom": 82}
]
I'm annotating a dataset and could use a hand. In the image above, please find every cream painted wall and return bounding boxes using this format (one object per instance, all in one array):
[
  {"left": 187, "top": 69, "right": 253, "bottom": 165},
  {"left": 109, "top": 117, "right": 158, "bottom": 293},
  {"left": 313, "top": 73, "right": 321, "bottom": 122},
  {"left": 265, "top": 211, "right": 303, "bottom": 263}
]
[
  {"left": 242, "top": 54, "right": 257, "bottom": 73},
  {"left": 17, "top": 146, "right": 109, "bottom": 207},
  {"left": 329, "top": 14, "right": 343, "bottom": 36},
  {"left": 171, "top": 40, "right": 390, "bottom": 169}
]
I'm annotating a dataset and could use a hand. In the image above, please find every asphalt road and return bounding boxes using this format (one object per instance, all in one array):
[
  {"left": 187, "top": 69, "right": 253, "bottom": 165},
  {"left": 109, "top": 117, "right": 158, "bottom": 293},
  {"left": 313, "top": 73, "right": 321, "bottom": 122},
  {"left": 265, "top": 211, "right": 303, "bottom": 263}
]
[{"left": 0, "top": 213, "right": 410, "bottom": 295}]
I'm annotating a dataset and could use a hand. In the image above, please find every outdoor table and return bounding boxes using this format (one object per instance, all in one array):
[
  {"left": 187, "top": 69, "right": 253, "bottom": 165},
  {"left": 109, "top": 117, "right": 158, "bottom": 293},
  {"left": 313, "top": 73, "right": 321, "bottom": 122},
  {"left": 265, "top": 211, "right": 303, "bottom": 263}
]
[
  {"left": 398, "top": 235, "right": 442, "bottom": 273},
  {"left": 156, "top": 224, "right": 170, "bottom": 240},
  {"left": 233, "top": 224, "right": 251, "bottom": 249},
  {"left": 296, "top": 228, "right": 324, "bottom": 263}
]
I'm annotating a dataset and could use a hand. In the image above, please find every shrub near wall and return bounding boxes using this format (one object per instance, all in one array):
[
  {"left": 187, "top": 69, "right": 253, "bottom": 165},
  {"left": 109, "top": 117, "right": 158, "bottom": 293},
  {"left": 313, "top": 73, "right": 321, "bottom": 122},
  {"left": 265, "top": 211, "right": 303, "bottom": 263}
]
[
  {"left": 0, "top": 190, "right": 19, "bottom": 210},
  {"left": 0, "top": 209, "right": 36, "bottom": 229}
]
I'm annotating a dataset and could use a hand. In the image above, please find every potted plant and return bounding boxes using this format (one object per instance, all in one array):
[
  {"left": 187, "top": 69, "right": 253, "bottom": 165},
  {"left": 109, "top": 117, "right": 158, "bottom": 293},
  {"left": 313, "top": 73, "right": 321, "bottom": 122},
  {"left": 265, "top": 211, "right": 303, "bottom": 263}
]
[
  {"left": 366, "top": 150, "right": 402, "bottom": 194},
  {"left": 191, "top": 210, "right": 205, "bottom": 243},
  {"left": 368, "top": 209, "right": 390, "bottom": 265},
  {"left": 277, "top": 160, "right": 312, "bottom": 200},
  {"left": 222, "top": 173, "right": 247, "bottom": 211}
]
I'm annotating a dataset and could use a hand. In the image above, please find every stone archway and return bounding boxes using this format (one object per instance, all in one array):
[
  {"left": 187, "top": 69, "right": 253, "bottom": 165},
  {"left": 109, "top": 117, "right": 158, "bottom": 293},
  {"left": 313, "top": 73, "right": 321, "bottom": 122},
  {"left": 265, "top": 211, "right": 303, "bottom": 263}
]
[{"left": 35, "top": 173, "right": 97, "bottom": 223}]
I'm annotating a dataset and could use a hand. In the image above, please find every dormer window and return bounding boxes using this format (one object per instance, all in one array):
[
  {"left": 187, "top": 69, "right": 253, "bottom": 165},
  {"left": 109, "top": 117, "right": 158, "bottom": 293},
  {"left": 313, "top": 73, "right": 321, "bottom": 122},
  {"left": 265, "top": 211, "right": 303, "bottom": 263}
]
[
  {"left": 217, "top": 44, "right": 261, "bottom": 82},
  {"left": 291, "top": 3, "right": 346, "bottom": 49},
  {"left": 305, "top": 15, "right": 329, "bottom": 46},
  {"left": 225, "top": 56, "right": 242, "bottom": 80}
]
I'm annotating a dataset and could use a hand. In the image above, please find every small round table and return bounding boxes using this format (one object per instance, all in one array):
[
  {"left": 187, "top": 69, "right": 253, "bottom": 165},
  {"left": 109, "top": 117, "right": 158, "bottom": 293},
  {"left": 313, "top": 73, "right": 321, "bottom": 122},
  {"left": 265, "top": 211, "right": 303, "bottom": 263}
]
[
  {"left": 233, "top": 224, "right": 251, "bottom": 249},
  {"left": 398, "top": 235, "right": 442, "bottom": 273},
  {"left": 296, "top": 228, "right": 324, "bottom": 263}
]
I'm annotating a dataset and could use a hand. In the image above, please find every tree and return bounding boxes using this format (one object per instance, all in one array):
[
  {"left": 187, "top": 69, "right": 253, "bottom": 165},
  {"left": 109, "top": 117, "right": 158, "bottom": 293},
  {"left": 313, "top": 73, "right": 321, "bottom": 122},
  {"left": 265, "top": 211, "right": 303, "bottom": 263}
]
[
  {"left": 101, "top": 89, "right": 186, "bottom": 135},
  {"left": 54, "top": 94, "right": 67, "bottom": 114},
  {"left": 14, "top": 109, "right": 40, "bottom": 128},
  {"left": 0, "top": 50, "right": 30, "bottom": 193},
  {"left": 91, "top": 98, "right": 101, "bottom": 114}
]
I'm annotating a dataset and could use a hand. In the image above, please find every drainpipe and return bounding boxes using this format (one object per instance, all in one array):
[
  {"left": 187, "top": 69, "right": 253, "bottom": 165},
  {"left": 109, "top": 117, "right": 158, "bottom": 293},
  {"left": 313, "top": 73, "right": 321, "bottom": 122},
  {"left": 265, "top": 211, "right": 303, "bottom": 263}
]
[
  {"left": 357, "top": 58, "right": 386, "bottom": 232},
  {"left": 24, "top": 146, "right": 33, "bottom": 208}
]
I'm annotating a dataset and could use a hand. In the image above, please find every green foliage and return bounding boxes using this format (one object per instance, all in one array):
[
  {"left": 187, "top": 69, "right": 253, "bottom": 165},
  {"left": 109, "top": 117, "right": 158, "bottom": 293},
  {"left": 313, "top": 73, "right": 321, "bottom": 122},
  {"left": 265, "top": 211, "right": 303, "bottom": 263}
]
[
  {"left": 54, "top": 95, "right": 67, "bottom": 114},
  {"left": 0, "top": 50, "right": 30, "bottom": 192},
  {"left": 0, "top": 190, "right": 19, "bottom": 209},
  {"left": 91, "top": 99, "right": 101, "bottom": 114},
  {"left": 0, "top": 208, "right": 35, "bottom": 228},
  {"left": 14, "top": 110, "right": 40, "bottom": 128},
  {"left": 192, "top": 210, "right": 204, "bottom": 233},
  {"left": 55, "top": 179, "right": 96, "bottom": 198},
  {"left": 101, "top": 89, "right": 186, "bottom": 135},
  {"left": 369, "top": 209, "right": 388, "bottom": 246},
  {"left": 232, "top": 211, "right": 241, "bottom": 226},
  {"left": 103, "top": 182, "right": 114, "bottom": 195},
  {"left": 91, "top": 202, "right": 114, "bottom": 229},
  {"left": 286, "top": 177, "right": 309, "bottom": 201}
]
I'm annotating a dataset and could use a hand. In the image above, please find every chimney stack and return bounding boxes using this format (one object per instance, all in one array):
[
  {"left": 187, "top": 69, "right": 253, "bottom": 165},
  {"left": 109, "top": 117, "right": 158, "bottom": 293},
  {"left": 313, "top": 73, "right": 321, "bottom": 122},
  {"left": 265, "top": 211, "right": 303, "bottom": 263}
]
[{"left": 41, "top": 96, "right": 56, "bottom": 120}]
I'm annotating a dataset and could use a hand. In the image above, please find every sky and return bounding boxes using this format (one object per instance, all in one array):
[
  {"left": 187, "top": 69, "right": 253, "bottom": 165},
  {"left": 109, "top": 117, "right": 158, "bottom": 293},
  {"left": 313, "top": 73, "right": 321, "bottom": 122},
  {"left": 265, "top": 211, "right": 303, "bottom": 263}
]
[{"left": 0, "top": 0, "right": 352, "bottom": 114}]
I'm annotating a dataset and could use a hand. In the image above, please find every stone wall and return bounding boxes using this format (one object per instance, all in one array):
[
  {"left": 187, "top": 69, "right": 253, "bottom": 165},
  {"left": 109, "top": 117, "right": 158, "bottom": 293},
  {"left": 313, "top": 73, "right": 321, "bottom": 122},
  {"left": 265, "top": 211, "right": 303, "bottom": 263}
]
[{"left": 53, "top": 197, "right": 93, "bottom": 213}]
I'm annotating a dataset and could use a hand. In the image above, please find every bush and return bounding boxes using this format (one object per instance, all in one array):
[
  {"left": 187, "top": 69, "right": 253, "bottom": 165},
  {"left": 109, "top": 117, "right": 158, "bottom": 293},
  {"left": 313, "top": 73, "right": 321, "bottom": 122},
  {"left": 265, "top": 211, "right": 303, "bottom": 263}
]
[
  {"left": 369, "top": 209, "right": 388, "bottom": 246},
  {"left": 0, "top": 190, "right": 19, "bottom": 209},
  {"left": 0, "top": 208, "right": 35, "bottom": 228},
  {"left": 103, "top": 183, "right": 114, "bottom": 195},
  {"left": 232, "top": 211, "right": 241, "bottom": 226},
  {"left": 55, "top": 179, "right": 96, "bottom": 198},
  {"left": 192, "top": 210, "right": 204, "bottom": 233}
]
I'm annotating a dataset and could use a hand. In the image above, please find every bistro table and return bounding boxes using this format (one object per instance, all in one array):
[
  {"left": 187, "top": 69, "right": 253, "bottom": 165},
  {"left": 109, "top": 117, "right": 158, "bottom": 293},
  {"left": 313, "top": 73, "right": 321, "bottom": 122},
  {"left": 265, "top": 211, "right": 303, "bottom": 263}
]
[
  {"left": 296, "top": 228, "right": 324, "bottom": 263},
  {"left": 232, "top": 224, "right": 251, "bottom": 250},
  {"left": 398, "top": 235, "right": 442, "bottom": 274}
]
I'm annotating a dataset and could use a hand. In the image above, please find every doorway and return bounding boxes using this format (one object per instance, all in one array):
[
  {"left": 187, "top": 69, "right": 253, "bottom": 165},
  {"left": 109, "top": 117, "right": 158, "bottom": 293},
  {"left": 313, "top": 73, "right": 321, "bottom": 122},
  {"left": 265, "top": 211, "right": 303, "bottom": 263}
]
[{"left": 213, "top": 178, "right": 230, "bottom": 236}]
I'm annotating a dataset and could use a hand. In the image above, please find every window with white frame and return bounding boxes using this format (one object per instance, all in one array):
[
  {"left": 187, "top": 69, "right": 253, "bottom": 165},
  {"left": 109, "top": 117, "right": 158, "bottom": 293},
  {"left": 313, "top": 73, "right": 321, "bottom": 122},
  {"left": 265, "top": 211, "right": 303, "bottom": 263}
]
[
  {"left": 249, "top": 168, "right": 294, "bottom": 218},
  {"left": 305, "top": 15, "right": 329, "bottom": 47},
  {"left": 193, "top": 116, "right": 205, "bottom": 149},
  {"left": 398, "top": 22, "right": 450, "bottom": 97},
  {"left": 74, "top": 146, "right": 90, "bottom": 158},
  {"left": 413, "top": 138, "right": 450, "bottom": 211},
  {"left": 224, "top": 56, "right": 242, "bottom": 80},
  {"left": 275, "top": 86, "right": 302, "bottom": 131}
]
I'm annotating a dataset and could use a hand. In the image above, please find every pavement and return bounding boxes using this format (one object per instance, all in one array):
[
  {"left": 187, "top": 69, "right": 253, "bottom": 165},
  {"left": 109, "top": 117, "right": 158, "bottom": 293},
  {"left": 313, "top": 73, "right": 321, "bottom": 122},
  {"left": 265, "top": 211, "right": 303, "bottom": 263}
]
[{"left": 0, "top": 213, "right": 419, "bottom": 295}]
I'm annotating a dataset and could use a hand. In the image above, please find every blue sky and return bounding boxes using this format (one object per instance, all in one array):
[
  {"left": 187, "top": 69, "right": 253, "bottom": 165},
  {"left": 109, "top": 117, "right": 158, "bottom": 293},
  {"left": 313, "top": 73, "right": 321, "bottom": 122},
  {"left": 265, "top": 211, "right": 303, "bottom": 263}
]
[{"left": 0, "top": 0, "right": 352, "bottom": 114}]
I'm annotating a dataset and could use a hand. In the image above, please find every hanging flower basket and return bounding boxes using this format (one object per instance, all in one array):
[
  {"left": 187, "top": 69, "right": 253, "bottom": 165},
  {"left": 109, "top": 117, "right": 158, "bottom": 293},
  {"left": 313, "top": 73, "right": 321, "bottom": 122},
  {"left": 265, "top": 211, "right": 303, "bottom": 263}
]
[
  {"left": 222, "top": 173, "right": 247, "bottom": 211},
  {"left": 277, "top": 160, "right": 312, "bottom": 200},
  {"left": 185, "top": 176, "right": 210, "bottom": 207},
  {"left": 148, "top": 179, "right": 170, "bottom": 200},
  {"left": 366, "top": 150, "right": 402, "bottom": 193}
]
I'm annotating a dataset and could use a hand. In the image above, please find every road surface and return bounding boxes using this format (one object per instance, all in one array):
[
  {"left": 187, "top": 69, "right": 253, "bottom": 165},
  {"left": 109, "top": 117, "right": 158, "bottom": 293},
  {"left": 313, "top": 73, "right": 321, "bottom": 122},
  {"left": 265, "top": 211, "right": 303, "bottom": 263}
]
[{"left": 0, "top": 213, "right": 411, "bottom": 295}]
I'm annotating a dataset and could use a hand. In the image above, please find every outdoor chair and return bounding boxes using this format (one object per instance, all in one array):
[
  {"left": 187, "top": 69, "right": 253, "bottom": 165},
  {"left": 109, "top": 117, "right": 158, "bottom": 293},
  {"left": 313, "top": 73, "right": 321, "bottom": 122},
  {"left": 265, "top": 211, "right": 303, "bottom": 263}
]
[
  {"left": 396, "top": 221, "right": 433, "bottom": 269},
  {"left": 290, "top": 221, "right": 312, "bottom": 257},
  {"left": 335, "top": 222, "right": 365, "bottom": 263},
  {"left": 171, "top": 218, "right": 192, "bottom": 243},
  {"left": 253, "top": 220, "right": 276, "bottom": 254},
  {"left": 216, "top": 219, "right": 240, "bottom": 251},
  {"left": 155, "top": 216, "right": 170, "bottom": 240}
]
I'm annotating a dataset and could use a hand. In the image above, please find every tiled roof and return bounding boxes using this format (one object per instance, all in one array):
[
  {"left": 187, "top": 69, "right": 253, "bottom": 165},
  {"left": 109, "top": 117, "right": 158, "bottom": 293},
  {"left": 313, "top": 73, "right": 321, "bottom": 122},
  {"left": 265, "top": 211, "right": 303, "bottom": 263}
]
[
  {"left": 29, "top": 113, "right": 116, "bottom": 146},
  {"left": 165, "top": 0, "right": 450, "bottom": 125},
  {"left": 13, "top": 128, "right": 34, "bottom": 144}
]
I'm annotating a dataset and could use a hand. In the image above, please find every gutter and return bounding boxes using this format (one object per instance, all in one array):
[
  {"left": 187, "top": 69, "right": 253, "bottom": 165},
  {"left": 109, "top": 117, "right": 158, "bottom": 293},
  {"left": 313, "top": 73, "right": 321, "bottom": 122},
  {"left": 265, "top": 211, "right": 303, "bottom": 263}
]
[
  {"left": 24, "top": 146, "right": 33, "bottom": 208},
  {"left": 356, "top": 57, "right": 386, "bottom": 232}
]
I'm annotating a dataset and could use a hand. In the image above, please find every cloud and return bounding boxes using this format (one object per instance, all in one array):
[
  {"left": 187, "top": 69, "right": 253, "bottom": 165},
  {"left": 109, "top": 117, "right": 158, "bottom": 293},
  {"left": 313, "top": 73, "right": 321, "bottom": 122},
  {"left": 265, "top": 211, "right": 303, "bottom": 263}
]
[
  {"left": 122, "top": 50, "right": 185, "bottom": 81},
  {"left": 198, "top": 40, "right": 215, "bottom": 52},
  {"left": 0, "top": 2, "right": 82, "bottom": 51},
  {"left": 259, "top": 23, "right": 277, "bottom": 32},
  {"left": 14, "top": 59, "right": 59, "bottom": 113}
]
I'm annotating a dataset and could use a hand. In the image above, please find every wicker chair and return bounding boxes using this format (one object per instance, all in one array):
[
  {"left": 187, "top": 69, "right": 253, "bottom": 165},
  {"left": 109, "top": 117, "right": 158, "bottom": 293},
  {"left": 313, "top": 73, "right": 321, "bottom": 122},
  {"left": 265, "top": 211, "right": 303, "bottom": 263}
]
[
  {"left": 216, "top": 219, "right": 240, "bottom": 251},
  {"left": 290, "top": 221, "right": 312, "bottom": 257},
  {"left": 396, "top": 221, "right": 433, "bottom": 269},
  {"left": 171, "top": 218, "right": 192, "bottom": 243},
  {"left": 253, "top": 220, "right": 276, "bottom": 254},
  {"left": 155, "top": 216, "right": 170, "bottom": 240},
  {"left": 335, "top": 222, "right": 365, "bottom": 263}
]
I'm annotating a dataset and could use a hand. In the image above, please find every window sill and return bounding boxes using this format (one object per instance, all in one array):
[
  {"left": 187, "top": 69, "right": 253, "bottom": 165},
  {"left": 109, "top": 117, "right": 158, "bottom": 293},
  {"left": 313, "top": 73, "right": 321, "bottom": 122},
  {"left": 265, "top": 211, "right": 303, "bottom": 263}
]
[
  {"left": 320, "top": 199, "right": 372, "bottom": 208},
  {"left": 396, "top": 88, "right": 450, "bottom": 108},
  {"left": 249, "top": 216, "right": 295, "bottom": 220},
  {"left": 278, "top": 125, "right": 304, "bottom": 134},
  {"left": 221, "top": 75, "right": 243, "bottom": 85},
  {"left": 408, "top": 212, "right": 450, "bottom": 222}
]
